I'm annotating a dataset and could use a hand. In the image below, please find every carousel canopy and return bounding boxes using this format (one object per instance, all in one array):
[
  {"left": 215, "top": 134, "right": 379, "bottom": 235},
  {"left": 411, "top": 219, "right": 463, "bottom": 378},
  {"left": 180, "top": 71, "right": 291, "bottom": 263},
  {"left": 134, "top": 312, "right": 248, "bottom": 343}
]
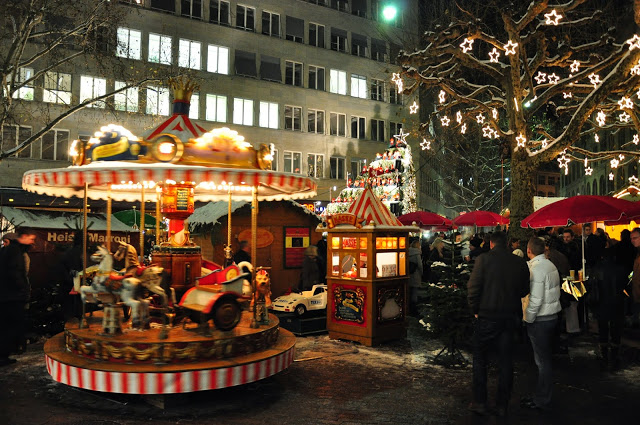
[
  {"left": 0, "top": 206, "right": 134, "bottom": 232},
  {"left": 22, "top": 161, "right": 317, "bottom": 202},
  {"left": 347, "top": 187, "right": 403, "bottom": 227}
]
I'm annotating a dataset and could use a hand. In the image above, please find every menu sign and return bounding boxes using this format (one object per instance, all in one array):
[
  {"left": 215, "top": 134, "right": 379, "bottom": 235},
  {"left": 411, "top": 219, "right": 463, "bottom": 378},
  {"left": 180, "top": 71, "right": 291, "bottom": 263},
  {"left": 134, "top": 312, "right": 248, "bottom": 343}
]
[{"left": 176, "top": 188, "right": 189, "bottom": 211}]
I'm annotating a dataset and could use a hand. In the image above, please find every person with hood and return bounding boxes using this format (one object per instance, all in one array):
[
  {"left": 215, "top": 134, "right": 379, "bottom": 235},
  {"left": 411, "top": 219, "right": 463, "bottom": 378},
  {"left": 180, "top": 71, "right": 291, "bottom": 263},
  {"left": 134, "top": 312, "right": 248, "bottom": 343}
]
[
  {"left": 0, "top": 228, "right": 36, "bottom": 366},
  {"left": 408, "top": 239, "right": 423, "bottom": 316}
]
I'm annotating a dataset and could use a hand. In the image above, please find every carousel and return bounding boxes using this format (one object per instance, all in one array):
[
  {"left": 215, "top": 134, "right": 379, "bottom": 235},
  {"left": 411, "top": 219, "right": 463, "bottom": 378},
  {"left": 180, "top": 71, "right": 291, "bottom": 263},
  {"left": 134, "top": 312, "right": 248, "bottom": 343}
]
[{"left": 22, "top": 78, "right": 317, "bottom": 395}]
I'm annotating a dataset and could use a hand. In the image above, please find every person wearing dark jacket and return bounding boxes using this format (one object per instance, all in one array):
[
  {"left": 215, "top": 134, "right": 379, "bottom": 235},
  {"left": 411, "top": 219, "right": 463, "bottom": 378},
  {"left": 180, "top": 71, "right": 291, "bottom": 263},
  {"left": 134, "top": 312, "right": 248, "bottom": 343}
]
[
  {"left": 0, "top": 228, "right": 36, "bottom": 366},
  {"left": 467, "top": 232, "right": 530, "bottom": 416},
  {"left": 300, "top": 245, "right": 323, "bottom": 291},
  {"left": 588, "top": 249, "right": 627, "bottom": 370}
]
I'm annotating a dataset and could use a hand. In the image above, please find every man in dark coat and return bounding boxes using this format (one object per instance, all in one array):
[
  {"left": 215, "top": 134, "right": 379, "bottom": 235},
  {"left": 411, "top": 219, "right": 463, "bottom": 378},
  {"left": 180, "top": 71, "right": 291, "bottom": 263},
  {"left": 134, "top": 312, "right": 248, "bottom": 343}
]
[
  {"left": 467, "top": 231, "right": 530, "bottom": 416},
  {"left": 561, "top": 229, "right": 582, "bottom": 272},
  {"left": 0, "top": 228, "right": 36, "bottom": 366},
  {"left": 233, "top": 240, "right": 251, "bottom": 273},
  {"left": 583, "top": 224, "right": 604, "bottom": 269}
]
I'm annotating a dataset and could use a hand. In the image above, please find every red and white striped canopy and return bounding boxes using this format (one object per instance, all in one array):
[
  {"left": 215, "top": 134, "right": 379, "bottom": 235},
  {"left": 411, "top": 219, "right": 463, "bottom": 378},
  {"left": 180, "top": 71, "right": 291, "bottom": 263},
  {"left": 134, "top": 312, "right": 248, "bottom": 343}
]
[
  {"left": 347, "top": 187, "right": 403, "bottom": 227},
  {"left": 22, "top": 162, "right": 317, "bottom": 202},
  {"left": 143, "top": 113, "right": 207, "bottom": 141}
]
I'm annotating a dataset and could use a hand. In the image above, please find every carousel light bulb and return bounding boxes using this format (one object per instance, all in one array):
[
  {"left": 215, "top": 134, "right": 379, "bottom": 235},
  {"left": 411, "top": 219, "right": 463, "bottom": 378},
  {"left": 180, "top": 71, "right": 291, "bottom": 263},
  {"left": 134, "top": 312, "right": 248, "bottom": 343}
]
[
  {"left": 618, "top": 96, "right": 634, "bottom": 109},
  {"left": 596, "top": 110, "right": 606, "bottom": 126},
  {"left": 588, "top": 73, "right": 601, "bottom": 87},
  {"left": 438, "top": 90, "right": 446, "bottom": 103},
  {"left": 585, "top": 166, "right": 593, "bottom": 175},
  {"left": 504, "top": 40, "right": 518, "bottom": 55},
  {"left": 626, "top": 35, "right": 640, "bottom": 51},
  {"left": 489, "top": 48, "right": 500, "bottom": 63},
  {"left": 534, "top": 71, "right": 547, "bottom": 84},
  {"left": 409, "top": 101, "right": 419, "bottom": 114},
  {"left": 619, "top": 111, "right": 631, "bottom": 123},
  {"left": 544, "top": 9, "right": 562, "bottom": 25},
  {"left": 547, "top": 73, "right": 560, "bottom": 84},
  {"left": 570, "top": 60, "right": 580, "bottom": 73},
  {"left": 460, "top": 37, "right": 474, "bottom": 53}
]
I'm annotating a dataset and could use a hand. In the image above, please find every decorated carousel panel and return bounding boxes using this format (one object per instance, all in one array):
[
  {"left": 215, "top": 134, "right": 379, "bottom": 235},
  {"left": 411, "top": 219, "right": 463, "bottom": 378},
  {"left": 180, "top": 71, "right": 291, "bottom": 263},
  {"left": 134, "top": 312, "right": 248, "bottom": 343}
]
[{"left": 25, "top": 78, "right": 316, "bottom": 394}]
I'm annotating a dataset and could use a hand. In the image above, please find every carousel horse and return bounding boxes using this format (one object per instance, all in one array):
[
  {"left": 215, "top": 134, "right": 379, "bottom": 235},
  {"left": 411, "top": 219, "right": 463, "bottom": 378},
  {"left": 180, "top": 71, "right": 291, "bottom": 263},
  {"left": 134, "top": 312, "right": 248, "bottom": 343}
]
[{"left": 79, "top": 245, "right": 148, "bottom": 329}]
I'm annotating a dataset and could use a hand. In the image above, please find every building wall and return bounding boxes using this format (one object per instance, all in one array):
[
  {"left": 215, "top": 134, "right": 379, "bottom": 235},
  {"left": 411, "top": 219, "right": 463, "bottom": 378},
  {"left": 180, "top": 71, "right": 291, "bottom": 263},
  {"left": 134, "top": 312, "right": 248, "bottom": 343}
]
[{"left": 0, "top": 0, "right": 420, "bottom": 205}]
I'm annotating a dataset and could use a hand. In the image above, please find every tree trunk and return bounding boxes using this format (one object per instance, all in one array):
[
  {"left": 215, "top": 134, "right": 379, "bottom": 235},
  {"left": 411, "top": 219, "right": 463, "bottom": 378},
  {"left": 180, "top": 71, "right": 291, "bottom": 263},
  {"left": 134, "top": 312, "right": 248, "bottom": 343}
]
[{"left": 508, "top": 155, "right": 536, "bottom": 242}]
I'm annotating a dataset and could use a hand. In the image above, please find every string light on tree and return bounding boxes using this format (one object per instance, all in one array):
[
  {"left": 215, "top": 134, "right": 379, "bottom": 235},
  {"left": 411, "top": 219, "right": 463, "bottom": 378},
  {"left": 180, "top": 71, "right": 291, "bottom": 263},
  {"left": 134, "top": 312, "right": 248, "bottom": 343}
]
[
  {"left": 534, "top": 71, "right": 547, "bottom": 84},
  {"left": 547, "top": 73, "right": 560, "bottom": 84},
  {"left": 393, "top": 128, "right": 409, "bottom": 145},
  {"left": 557, "top": 150, "right": 570, "bottom": 175},
  {"left": 440, "top": 115, "right": 451, "bottom": 126},
  {"left": 421, "top": 138, "right": 431, "bottom": 150},
  {"left": 544, "top": 9, "right": 563, "bottom": 25},
  {"left": 482, "top": 125, "right": 494, "bottom": 138},
  {"left": 631, "top": 61, "right": 640, "bottom": 76},
  {"left": 611, "top": 158, "right": 620, "bottom": 168},
  {"left": 619, "top": 111, "right": 631, "bottom": 123},
  {"left": 456, "top": 111, "right": 462, "bottom": 124},
  {"left": 438, "top": 90, "right": 446, "bottom": 103},
  {"left": 609, "top": 172, "right": 615, "bottom": 180},
  {"left": 563, "top": 92, "right": 572, "bottom": 99},
  {"left": 633, "top": 134, "right": 639, "bottom": 145},
  {"left": 595, "top": 134, "right": 600, "bottom": 143},
  {"left": 492, "top": 108, "right": 498, "bottom": 119},
  {"left": 492, "top": 129, "right": 500, "bottom": 138},
  {"left": 460, "top": 37, "right": 474, "bottom": 53},
  {"left": 516, "top": 133, "right": 527, "bottom": 147},
  {"left": 391, "top": 72, "right": 403, "bottom": 93},
  {"left": 504, "top": 40, "right": 518, "bottom": 55},
  {"left": 626, "top": 34, "right": 640, "bottom": 50},
  {"left": 489, "top": 48, "right": 500, "bottom": 63},
  {"left": 588, "top": 73, "right": 601, "bottom": 87},
  {"left": 570, "top": 60, "right": 580, "bottom": 73},
  {"left": 541, "top": 138, "right": 548, "bottom": 148},
  {"left": 585, "top": 166, "right": 593, "bottom": 175},
  {"left": 620, "top": 154, "right": 625, "bottom": 160},
  {"left": 618, "top": 96, "right": 634, "bottom": 109},
  {"left": 461, "top": 123, "right": 467, "bottom": 134},
  {"left": 476, "top": 113, "right": 485, "bottom": 124},
  {"left": 596, "top": 110, "right": 606, "bottom": 126},
  {"left": 409, "top": 101, "right": 419, "bottom": 114},
  {"left": 630, "top": 175, "right": 639, "bottom": 185}
]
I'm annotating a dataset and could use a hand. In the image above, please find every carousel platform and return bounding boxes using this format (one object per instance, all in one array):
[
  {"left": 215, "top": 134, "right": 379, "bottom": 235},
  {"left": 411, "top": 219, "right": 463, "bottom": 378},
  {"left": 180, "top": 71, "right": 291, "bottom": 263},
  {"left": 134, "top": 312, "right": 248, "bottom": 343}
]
[{"left": 44, "top": 312, "right": 295, "bottom": 394}]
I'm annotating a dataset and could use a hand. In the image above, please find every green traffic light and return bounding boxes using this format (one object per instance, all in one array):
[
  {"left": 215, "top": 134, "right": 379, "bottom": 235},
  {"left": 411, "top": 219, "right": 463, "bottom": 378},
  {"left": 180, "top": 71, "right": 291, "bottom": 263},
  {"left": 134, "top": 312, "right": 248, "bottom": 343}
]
[{"left": 382, "top": 5, "right": 397, "bottom": 21}]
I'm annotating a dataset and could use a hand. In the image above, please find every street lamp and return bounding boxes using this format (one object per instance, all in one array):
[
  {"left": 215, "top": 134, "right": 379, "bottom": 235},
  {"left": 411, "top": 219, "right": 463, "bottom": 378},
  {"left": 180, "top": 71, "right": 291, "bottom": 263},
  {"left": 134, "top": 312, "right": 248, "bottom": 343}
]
[{"left": 382, "top": 4, "right": 398, "bottom": 21}]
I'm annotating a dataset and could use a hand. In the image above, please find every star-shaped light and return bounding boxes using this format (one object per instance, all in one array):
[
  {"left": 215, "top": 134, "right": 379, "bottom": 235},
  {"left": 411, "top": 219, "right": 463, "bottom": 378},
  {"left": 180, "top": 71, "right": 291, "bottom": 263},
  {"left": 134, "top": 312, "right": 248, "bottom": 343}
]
[
  {"left": 595, "top": 134, "right": 600, "bottom": 143},
  {"left": 541, "top": 138, "right": 548, "bottom": 148},
  {"left": 630, "top": 175, "right": 639, "bottom": 185},
  {"left": 588, "top": 73, "right": 601, "bottom": 87},
  {"left": 492, "top": 129, "right": 500, "bottom": 139},
  {"left": 563, "top": 92, "right": 572, "bottom": 99},
  {"left": 596, "top": 110, "right": 606, "bottom": 126},
  {"left": 394, "top": 128, "right": 409, "bottom": 145},
  {"left": 504, "top": 40, "right": 518, "bottom": 55},
  {"left": 627, "top": 35, "right": 640, "bottom": 51},
  {"left": 611, "top": 158, "right": 620, "bottom": 168},
  {"left": 544, "top": 9, "right": 563, "bottom": 25},
  {"left": 489, "top": 48, "right": 500, "bottom": 63},
  {"left": 482, "top": 125, "right": 494, "bottom": 138},
  {"left": 585, "top": 166, "right": 593, "bottom": 176},
  {"left": 461, "top": 123, "right": 467, "bottom": 134},
  {"left": 516, "top": 133, "right": 527, "bottom": 147},
  {"left": 557, "top": 153, "right": 570, "bottom": 174},
  {"left": 570, "top": 60, "right": 580, "bottom": 73},
  {"left": 391, "top": 72, "right": 401, "bottom": 83},
  {"left": 409, "top": 101, "right": 419, "bottom": 114},
  {"left": 492, "top": 108, "right": 498, "bottom": 119},
  {"left": 618, "top": 96, "right": 634, "bottom": 109},
  {"left": 620, "top": 154, "right": 626, "bottom": 160},
  {"left": 637, "top": 88, "right": 640, "bottom": 98},
  {"left": 584, "top": 158, "right": 588, "bottom": 167},
  {"left": 633, "top": 134, "right": 639, "bottom": 145},
  {"left": 476, "top": 113, "right": 485, "bottom": 124},
  {"left": 460, "top": 37, "right": 474, "bottom": 53},
  {"left": 395, "top": 78, "right": 403, "bottom": 94},
  {"left": 631, "top": 61, "right": 640, "bottom": 76},
  {"left": 456, "top": 111, "right": 462, "bottom": 123},
  {"left": 534, "top": 71, "right": 547, "bottom": 84},
  {"left": 609, "top": 172, "right": 615, "bottom": 180},
  {"left": 440, "top": 115, "right": 451, "bottom": 126},
  {"left": 547, "top": 73, "right": 560, "bottom": 84},
  {"left": 421, "top": 138, "right": 431, "bottom": 150},
  {"left": 438, "top": 90, "right": 446, "bottom": 103},
  {"left": 619, "top": 111, "right": 631, "bottom": 123}
]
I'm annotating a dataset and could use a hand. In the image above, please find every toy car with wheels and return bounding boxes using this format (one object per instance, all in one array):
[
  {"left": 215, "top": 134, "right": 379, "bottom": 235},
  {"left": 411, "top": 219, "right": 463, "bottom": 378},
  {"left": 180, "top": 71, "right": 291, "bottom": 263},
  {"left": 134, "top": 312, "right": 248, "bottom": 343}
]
[{"left": 270, "top": 284, "right": 327, "bottom": 316}]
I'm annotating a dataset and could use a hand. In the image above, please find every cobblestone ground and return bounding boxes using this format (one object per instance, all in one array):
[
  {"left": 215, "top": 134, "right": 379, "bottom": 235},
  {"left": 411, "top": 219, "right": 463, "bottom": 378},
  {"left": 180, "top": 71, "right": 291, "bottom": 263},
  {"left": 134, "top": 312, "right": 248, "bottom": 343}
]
[{"left": 0, "top": 318, "right": 638, "bottom": 425}]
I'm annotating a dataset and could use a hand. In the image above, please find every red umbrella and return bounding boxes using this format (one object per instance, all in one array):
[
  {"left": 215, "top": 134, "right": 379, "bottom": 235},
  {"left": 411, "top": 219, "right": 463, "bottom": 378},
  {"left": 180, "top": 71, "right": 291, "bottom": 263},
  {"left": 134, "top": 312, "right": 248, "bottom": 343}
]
[
  {"left": 453, "top": 210, "right": 509, "bottom": 227},
  {"left": 398, "top": 211, "right": 453, "bottom": 229},
  {"left": 520, "top": 195, "right": 640, "bottom": 228}
]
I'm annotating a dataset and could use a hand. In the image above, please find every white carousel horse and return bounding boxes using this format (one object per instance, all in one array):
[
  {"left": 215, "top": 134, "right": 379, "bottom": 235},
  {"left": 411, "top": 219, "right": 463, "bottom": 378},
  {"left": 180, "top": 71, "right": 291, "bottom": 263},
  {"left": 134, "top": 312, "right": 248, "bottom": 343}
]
[{"left": 79, "top": 245, "right": 148, "bottom": 329}]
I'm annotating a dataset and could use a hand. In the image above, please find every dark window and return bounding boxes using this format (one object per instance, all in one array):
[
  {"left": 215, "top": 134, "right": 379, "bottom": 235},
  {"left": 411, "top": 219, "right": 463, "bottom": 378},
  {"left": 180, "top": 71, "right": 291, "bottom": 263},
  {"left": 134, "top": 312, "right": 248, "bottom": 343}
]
[
  {"left": 285, "top": 61, "right": 303, "bottom": 86},
  {"left": 370, "top": 79, "right": 384, "bottom": 101},
  {"left": 330, "top": 157, "right": 345, "bottom": 179},
  {"left": 285, "top": 105, "right": 302, "bottom": 131},
  {"left": 181, "top": 0, "right": 202, "bottom": 19},
  {"left": 537, "top": 175, "right": 546, "bottom": 185},
  {"left": 330, "top": 0, "right": 349, "bottom": 12},
  {"left": 330, "top": 113, "right": 346, "bottom": 136},
  {"left": 371, "top": 119, "right": 384, "bottom": 141},
  {"left": 351, "top": 116, "right": 365, "bottom": 139},
  {"left": 351, "top": 0, "right": 366, "bottom": 17},
  {"left": 331, "top": 28, "right": 347, "bottom": 52},
  {"left": 262, "top": 11, "right": 280, "bottom": 37},
  {"left": 237, "top": 5, "right": 255, "bottom": 31},
  {"left": 309, "top": 66, "right": 325, "bottom": 90},
  {"left": 309, "top": 23, "right": 325, "bottom": 48},
  {"left": 351, "top": 33, "right": 367, "bottom": 57},
  {"left": 286, "top": 16, "right": 304, "bottom": 43},
  {"left": 235, "top": 50, "right": 257, "bottom": 77},
  {"left": 308, "top": 109, "right": 324, "bottom": 134},
  {"left": 210, "top": 0, "right": 230, "bottom": 25},
  {"left": 151, "top": 0, "right": 175, "bottom": 13},
  {"left": 260, "top": 55, "right": 282, "bottom": 82},
  {"left": 371, "top": 39, "right": 386, "bottom": 62}
]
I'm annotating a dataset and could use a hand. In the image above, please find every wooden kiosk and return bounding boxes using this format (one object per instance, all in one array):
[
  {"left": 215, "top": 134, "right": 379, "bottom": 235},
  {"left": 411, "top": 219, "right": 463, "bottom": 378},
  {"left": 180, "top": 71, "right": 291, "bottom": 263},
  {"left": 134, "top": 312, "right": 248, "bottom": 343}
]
[{"left": 322, "top": 188, "right": 417, "bottom": 346}]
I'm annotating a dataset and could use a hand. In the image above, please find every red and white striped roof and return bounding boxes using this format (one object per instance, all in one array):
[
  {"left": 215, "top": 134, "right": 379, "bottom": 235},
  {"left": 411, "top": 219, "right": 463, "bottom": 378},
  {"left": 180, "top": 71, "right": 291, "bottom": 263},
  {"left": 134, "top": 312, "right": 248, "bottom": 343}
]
[
  {"left": 22, "top": 162, "right": 317, "bottom": 202},
  {"left": 347, "top": 187, "right": 402, "bottom": 227},
  {"left": 143, "top": 113, "right": 207, "bottom": 141}
]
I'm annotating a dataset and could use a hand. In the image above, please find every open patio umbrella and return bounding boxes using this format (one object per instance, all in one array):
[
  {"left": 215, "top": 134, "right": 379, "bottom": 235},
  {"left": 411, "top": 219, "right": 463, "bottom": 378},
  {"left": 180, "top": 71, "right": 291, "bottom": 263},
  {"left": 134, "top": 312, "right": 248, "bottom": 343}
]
[
  {"left": 453, "top": 210, "right": 509, "bottom": 227},
  {"left": 398, "top": 211, "right": 454, "bottom": 229},
  {"left": 521, "top": 195, "right": 640, "bottom": 278},
  {"left": 113, "top": 209, "right": 157, "bottom": 230}
]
